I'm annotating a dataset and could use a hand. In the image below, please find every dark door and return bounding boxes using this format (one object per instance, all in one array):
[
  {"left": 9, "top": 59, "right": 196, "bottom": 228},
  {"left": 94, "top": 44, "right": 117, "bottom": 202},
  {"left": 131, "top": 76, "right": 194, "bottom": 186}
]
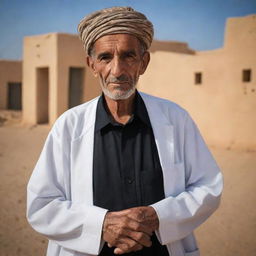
[
  {"left": 36, "top": 68, "right": 49, "bottom": 124},
  {"left": 8, "top": 82, "right": 22, "bottom": 110},
  {"left": 69, "top": 68, "right": 84, "bottom": 108}
]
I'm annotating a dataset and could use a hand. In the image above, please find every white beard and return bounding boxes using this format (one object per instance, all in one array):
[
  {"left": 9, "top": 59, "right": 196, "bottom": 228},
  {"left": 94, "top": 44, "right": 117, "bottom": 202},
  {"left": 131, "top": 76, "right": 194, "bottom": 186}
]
[
  {"left": 99, "top": 74, "right": 138, "bottom": 100},
  {"left": 101, "top": 85, "right": 136, "bottom": 100}
]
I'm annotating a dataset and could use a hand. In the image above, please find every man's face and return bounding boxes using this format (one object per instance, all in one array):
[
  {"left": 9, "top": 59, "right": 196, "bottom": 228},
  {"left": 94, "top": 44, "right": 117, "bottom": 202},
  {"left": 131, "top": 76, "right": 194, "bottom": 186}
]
[{"left": 87, "top": 34, "right": 150, "bottom": 100}]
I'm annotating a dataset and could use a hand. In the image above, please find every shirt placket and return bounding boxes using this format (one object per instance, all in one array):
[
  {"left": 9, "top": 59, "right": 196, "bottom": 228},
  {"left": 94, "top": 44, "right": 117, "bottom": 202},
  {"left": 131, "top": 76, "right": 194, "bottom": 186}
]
[{"left": 120, "top": 125, "right": 139, "bottom": 209}]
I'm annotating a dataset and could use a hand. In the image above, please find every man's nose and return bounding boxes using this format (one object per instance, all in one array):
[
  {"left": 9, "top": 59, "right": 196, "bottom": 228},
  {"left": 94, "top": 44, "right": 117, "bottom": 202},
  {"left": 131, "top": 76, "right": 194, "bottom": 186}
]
[{"left": 110, "top": 57, "right": 125, "bottom": 77}]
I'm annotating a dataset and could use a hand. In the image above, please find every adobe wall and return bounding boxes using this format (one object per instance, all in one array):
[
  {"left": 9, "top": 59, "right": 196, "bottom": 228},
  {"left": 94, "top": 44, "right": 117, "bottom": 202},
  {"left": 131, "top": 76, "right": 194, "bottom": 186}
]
[
  {"left": 22, "top": 33, "right": 99, "bottom": 125},
  {"left": 224, "top": 14, "right": 256, "bottom": 51},
  {"left": 150, "top": 40, "right": 195, "bottom": 54},
  {"left": 56, "top": 34, "right": 99, "bottom": 117},
  {"left": 0, "top": 60, "right": 22, "bottom": 109},
  {"left": 23, "top": 33, "right": 57, "bottom": 124},
  {"left": 138, "top": 14, "right": 256, "bottom": 150}
]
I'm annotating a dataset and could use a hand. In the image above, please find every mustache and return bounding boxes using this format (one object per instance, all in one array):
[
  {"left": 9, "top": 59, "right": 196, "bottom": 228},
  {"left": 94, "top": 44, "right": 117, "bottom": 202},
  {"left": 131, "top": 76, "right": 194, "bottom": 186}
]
[{"left": 107, "top": 75, "right": 130, "bottom": 84}]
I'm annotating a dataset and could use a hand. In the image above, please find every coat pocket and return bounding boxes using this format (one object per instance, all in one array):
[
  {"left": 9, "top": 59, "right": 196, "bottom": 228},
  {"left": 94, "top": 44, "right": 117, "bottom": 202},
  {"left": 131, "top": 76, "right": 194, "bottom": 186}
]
[
  {"left": 182, "top": 233, "right": 200, "bottom": 256},
  {"left": 60, "top": 247, "right": 92, "bottom": 256},
  {"left": 184, "top": 249, "right": 200, "bottom": 256},
  {"left": 59, "top": 247, "right": 75, "bottom": 255}
]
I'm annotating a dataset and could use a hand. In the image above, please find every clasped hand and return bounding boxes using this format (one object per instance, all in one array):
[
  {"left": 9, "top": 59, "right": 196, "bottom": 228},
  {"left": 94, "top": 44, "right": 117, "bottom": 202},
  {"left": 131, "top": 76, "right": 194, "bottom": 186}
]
[{"left": 102, "top": 206, "right": 159, "bottom": 255}]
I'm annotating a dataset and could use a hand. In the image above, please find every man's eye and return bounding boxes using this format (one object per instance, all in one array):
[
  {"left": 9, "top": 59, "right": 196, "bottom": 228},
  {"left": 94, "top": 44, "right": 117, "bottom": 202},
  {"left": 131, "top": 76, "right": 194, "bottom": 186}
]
[
  {"left": 99, "top": 55, "right": 111, "bottom": 61},
  {"left": 125, "top": 53, "right": 135, "bottom": 58}
]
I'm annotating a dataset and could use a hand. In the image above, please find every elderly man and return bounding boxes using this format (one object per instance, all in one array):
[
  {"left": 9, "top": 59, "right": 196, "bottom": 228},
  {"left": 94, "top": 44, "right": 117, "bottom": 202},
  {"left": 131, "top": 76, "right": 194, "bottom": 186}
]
[{"left": 27, "top": 6, "right": 223, "bottom": 256}]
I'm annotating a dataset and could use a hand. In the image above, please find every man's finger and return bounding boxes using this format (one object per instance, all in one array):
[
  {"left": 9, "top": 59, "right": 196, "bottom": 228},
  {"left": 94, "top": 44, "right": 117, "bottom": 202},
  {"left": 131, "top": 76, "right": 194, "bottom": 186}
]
[
  {"left": 126, "top": 206, "right": 159, "bottom": 231},
  {"left": 113, "top": 237, "right": 143, "bottom": 254},
  {"left": 125, "top": 229, "right": 152, "bottom": 247},
  {"left": 125, "top": 218, "right": 153, "bottom": 235}
]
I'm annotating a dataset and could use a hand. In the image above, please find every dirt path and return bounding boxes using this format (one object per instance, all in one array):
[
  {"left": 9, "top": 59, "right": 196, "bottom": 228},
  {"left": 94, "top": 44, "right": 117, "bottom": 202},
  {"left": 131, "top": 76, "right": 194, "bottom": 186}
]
[{"left": 0, "top": 123, "right": 255, "bottom": 256}]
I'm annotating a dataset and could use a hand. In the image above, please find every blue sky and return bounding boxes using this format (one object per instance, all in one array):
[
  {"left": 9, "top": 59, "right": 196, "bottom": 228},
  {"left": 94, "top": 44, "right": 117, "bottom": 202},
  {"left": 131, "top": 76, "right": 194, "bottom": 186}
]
[{"left": 0, "top": 0, "right": 255, "bottom": 60}]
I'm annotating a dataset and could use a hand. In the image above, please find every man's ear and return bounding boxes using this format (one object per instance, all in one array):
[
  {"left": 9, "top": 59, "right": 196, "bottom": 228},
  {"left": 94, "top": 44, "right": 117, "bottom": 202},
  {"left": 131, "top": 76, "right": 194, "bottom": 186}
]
[
  {"left": 139, "top": 51, "right": 150, "bottom": 75},
  {"left": 86, "top": 55, "right": 98, "bottom": 77}
]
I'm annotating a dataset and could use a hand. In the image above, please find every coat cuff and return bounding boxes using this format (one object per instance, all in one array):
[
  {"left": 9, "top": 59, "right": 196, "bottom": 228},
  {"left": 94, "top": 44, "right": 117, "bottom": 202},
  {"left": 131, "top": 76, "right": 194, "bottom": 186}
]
[
  {"left": 150, "top": 198, "right": 177, "bottom": 245},
  {"left": 151, "top": 200, "right": 166, "bottom": 245},
  {"left": 81, "top": 205, "right": 108, "bottom": 254}
]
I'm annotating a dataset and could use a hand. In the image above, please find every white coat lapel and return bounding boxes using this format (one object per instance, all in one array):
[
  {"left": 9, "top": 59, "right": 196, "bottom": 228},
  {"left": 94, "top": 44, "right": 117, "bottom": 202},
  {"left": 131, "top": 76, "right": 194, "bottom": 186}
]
[
  {"left": 71, "top": 98, "right": 99, "bottom": 205},
  {"left": 140, "top": 93, "right": 175, "bottom": 197}
]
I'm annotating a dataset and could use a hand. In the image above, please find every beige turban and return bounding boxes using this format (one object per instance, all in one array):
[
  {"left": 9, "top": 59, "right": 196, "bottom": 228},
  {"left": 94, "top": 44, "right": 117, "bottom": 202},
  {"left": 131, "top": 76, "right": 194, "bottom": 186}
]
[{"left": 78, "top": 6, "right": 154, "bottom": 55}]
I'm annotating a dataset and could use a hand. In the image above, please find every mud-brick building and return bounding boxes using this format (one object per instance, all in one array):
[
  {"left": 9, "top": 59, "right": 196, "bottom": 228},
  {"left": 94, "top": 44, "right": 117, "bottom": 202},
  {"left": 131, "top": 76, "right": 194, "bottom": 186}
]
[
  {"left": 0, "top": 60, "right": 22, "bottom": 110},
  {"left": 22, "top": 33, "right": 99, "bottom": 125},
  {"left": 138, "top": 14, "right": 256, "bottom": 149}
]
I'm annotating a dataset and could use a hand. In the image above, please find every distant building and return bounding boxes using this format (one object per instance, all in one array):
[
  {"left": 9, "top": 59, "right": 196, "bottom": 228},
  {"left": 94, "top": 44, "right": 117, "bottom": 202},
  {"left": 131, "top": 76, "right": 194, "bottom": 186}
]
[
  {"left": 1, "top": 14, "right": 255, "bottom": 149},
  {"left": 0, "top": 60, "right": 22, "bottom": 110},
  {"left": 22, "top": 33, "right": 100, "bottom": 125},
  {"left": 138, "top": 14, "right": 256, "bottom": 150}
]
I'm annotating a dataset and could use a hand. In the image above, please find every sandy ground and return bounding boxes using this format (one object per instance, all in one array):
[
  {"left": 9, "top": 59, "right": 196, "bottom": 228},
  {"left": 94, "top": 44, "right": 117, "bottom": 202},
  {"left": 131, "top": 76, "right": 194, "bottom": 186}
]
[{"left": 0, "top": 112, "right": 255, "bottom": 256}]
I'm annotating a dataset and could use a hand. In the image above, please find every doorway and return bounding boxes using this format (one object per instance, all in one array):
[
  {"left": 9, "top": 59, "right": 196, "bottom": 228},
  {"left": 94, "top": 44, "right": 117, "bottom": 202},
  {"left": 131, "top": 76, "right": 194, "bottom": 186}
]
[
  {"left": 36, "top": 67, "right": 49, "bottom": 124},
  {"left": 7, "top": 82, "right": 22, "bottom": 110},
  {"left": 69, "top": 67, "right": 84, "bottom": 108}
]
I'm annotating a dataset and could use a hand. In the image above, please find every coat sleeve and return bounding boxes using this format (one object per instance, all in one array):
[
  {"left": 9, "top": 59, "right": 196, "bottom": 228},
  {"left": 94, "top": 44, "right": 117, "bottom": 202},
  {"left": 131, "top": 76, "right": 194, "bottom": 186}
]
[
  {"left": 26, "top": 121, "right": 108, "bottom": 255},
  {"left": 151, "top": 113, "right": 223, "bottom": 245}
]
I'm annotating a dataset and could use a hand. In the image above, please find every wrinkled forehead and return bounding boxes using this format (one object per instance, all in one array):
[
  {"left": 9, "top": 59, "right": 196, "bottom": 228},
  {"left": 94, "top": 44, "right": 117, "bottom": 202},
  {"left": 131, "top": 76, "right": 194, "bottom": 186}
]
[{"left": 91, "top": 34, "right": 143, "bottom": 55}]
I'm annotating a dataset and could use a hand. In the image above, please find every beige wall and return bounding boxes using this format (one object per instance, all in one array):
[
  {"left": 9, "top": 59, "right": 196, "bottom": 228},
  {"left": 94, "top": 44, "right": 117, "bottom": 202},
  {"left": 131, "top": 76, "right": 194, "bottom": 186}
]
[
  {"left": 138, "top": 14, "right": 256, "bottom": 150},
  {"left": 150, "top": 40, "right": 195, "bottom": 54},
  {"left": 56, "top": 34, "right": 100, "bottom": 117},
  {"left": 23, "top": 34, "right": 56, "bottom": 124},
  {"left": 22, "top": 33, "right": 99, "bottom": 125},
  {"left": 0, "top": 60, "right": 22, "bottom": 109}
]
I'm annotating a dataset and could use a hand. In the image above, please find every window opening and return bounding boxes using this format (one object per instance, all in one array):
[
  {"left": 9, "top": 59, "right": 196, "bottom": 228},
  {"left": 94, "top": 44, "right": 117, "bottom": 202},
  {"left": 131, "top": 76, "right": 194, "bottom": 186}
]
[
  {"left": 195, "top": 72, "right": 202, "bottom": 85},
  {"left": 242, "top": 69, "right": 251, "bottom": 82},
  {"left": 8, "top": 82, "right": 22, "bottom": 110}
]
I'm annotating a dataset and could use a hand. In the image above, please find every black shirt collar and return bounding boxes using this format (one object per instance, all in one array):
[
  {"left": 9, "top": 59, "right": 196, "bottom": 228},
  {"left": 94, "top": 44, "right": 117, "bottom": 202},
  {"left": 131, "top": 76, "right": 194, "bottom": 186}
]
[{"left": 95, "top": 91, "right": 151, "bottom": 132}]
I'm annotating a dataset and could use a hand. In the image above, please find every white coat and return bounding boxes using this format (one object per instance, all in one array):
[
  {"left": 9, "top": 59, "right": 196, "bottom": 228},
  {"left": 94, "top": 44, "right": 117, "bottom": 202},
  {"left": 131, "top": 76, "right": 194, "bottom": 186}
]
[{"left": 27, "top": 92, "right": 223, "bottom": 256}]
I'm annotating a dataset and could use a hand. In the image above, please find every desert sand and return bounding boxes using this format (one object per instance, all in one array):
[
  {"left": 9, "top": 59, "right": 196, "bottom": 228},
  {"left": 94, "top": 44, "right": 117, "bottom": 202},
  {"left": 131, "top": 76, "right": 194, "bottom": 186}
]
[{"left": 0, "top": 111, "right": 255, "bottom": 256}]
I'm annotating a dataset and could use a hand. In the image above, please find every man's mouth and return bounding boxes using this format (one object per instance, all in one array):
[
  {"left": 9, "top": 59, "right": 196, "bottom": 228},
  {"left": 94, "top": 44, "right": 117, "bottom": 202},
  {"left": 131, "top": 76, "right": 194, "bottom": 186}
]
[
  {"left": 108, "top": 82, "right": 129, "bottom": 86},
  {"left": 111, "top": 82, "right": 127, "bottom": 84}
]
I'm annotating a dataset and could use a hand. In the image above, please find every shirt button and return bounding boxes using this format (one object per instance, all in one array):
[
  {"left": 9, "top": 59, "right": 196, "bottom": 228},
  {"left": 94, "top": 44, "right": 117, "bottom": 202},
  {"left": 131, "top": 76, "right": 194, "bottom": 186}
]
[{"left": 127, "top": 179, "right": 134, "bottom": 184}]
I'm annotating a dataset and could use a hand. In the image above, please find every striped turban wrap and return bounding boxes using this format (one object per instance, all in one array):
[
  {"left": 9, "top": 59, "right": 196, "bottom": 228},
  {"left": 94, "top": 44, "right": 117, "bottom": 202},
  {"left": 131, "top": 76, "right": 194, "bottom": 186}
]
[{"left": 78, "top": 6, "right": 154, "bottom": 55}]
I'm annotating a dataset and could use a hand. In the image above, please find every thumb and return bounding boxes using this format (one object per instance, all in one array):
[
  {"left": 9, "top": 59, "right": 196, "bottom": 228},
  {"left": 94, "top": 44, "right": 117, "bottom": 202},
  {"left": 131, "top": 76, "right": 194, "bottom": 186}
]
[{"left": 114, "top": 248, "right": 124, "bottom": 255}]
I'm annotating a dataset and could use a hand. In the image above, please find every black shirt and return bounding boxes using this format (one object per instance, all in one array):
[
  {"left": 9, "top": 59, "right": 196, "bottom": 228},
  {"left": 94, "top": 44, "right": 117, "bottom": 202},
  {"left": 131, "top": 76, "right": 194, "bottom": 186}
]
[{"left": 93, "top": 92, "right": 169, "bottom": 256}]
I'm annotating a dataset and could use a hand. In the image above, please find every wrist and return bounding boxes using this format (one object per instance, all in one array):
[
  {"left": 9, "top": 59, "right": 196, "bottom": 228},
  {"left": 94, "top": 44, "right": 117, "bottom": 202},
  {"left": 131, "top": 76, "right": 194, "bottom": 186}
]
[{"left": 147, "top": 206, "right": 159, "bottom": 230}]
